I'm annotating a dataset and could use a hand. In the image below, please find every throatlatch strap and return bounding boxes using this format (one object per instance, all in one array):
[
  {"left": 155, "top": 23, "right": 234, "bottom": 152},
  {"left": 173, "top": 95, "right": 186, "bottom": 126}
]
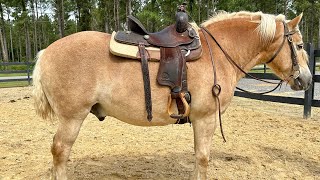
[{"left": 138, "top": 43, "right": 153, "bottom": 121}]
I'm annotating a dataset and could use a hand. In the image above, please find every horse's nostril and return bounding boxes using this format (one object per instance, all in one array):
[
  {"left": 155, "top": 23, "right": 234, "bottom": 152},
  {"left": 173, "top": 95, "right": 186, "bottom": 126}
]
[{"left": 294, "top": 78, "right": 302, "bottom": 87}]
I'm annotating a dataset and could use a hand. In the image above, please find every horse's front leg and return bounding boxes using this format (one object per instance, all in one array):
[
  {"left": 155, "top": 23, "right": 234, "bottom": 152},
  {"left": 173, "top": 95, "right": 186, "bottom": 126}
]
[
  {"left": 191, "top": 114, "right": 217, "bottom": 180},
  {"left": 51, "top": 117, "right": 85, "bottom": 180}
]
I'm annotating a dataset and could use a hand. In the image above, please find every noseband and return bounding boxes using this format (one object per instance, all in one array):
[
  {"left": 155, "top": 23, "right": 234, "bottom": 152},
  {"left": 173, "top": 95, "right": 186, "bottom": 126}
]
[{"left": 266, "top": 21, "right": 301, "bottom": 81}]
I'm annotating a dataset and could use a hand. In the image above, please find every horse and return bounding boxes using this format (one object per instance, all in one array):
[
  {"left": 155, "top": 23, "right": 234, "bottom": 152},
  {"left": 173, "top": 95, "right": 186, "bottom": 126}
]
[{"left": 32, "top": 11, "right": 312, "bottom": 179}]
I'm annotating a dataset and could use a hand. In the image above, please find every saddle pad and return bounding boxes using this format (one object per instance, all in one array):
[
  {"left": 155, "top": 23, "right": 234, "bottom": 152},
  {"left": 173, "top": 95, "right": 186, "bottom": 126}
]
[{"left": 109, "top": 31, "right": 161, "bottom": 61}]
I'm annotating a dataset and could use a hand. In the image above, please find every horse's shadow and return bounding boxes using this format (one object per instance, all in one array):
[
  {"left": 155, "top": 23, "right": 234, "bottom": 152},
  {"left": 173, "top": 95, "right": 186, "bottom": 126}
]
[
  {"left": 45, "top": 146, "right": 319, "bottom": 179},
  {"left": 64, "top": 150, "right": 253, "bottom": 180},
  {"left": 67, "top": 152, "right": 194, "bottom": 180},
  {"left": 260, "top": 145, "right": 320, "bottom": 175}
]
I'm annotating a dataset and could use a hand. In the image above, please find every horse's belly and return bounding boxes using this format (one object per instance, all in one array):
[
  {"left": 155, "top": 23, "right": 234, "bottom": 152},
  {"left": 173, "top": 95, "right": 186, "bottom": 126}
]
[
  {"left": 97, "top": 62, "right": 178, "bottom": 126},
  {"left": 98, "top": 90, "right": 178, "bottom": 126}
]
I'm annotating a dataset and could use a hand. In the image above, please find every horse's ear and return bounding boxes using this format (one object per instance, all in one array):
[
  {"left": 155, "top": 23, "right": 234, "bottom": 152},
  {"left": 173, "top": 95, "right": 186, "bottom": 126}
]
[{"left": 288, "top": 13, "right": 303, "bottom": 29}]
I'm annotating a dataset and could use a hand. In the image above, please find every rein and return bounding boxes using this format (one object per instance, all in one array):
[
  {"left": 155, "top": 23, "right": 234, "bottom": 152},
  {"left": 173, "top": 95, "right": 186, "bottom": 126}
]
[
  {"left": 201, "top": 27, "right": 226, "bottom": 142},
  {"left": 201, "top": 26, "right": 284, "bottom": 90},
  {"left": 200, "top": 20, "right": 300, "bottom": 142}
]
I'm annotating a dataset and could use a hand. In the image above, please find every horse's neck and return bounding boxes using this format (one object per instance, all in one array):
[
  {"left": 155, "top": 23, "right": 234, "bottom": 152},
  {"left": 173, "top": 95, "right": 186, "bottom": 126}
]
[{"left": 202, "top": 19, "right": 266, "bottom": 81}]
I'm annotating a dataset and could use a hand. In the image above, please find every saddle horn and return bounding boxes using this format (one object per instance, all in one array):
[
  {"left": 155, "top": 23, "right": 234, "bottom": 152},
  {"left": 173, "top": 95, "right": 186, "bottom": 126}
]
[{"left": 176, "top": 3, "right": 189, "bottom": 33}]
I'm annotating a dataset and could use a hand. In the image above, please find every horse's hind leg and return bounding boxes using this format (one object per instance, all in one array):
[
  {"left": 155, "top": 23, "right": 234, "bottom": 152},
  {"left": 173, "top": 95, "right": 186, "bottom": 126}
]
[
  {"left": 51, "top": 116, "right": 85, "bottom": 180},
  {"left": 191, "top": 115, "right": 217, "bottom": 180}
]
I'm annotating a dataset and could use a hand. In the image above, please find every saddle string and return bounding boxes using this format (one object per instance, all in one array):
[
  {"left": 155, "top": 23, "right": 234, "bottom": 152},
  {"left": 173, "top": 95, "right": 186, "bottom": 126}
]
[{"left": 200, "top": 28, "right": 227, "bottom": 143}]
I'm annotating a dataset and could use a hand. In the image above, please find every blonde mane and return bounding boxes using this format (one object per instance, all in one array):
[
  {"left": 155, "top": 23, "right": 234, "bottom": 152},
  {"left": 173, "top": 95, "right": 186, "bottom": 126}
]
[{"left": 201, "top": 11, "right": 286, "bottom": 44}]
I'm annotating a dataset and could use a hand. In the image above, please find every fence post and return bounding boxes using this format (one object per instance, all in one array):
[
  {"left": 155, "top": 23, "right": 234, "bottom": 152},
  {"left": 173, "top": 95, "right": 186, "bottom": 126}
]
[
  {"left": 263, "top": 64, "right": 267, "bottom": 79},
  {"left": 27, "top": 62, "right": 31, "bottom": 85},
  {"left": 304, "top": 43, "right": 315, "bottom": 119}
]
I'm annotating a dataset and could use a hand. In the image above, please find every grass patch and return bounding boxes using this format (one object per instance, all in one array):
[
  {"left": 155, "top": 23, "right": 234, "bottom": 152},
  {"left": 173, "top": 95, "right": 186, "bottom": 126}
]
[
  {"left": 249, "top": 69, "right": 273, "bottom": 73},
  {"left": 0, "top": 81, "right": 31, "bottom": 88},
  {"left": 0, "top": 73, "right": 31, "bottom": 77}
]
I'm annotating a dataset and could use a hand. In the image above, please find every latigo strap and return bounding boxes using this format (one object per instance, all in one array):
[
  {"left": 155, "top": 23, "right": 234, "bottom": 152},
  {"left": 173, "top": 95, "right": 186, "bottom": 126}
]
[{"left": 138, "top": 43, "right": 153, "bottom": 121}]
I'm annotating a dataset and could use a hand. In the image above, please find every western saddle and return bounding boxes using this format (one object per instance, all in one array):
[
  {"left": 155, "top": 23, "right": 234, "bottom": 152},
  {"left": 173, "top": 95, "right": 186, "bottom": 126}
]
[{"left": 112, "top": 4, "right": 202, "bottom": 123}]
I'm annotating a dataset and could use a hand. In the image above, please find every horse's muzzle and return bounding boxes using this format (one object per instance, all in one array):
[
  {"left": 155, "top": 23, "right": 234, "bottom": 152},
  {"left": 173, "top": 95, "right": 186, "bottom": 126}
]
[{"left": 290, "top": 72, "right": 312, "bottom": 91}]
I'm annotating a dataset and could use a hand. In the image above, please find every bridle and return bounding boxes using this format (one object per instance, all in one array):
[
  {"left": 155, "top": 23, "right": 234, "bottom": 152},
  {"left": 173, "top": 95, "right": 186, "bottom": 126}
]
[
  {"left": 266, "top": 21, "right": 301, "bottom": 80},
  {"left": 200, "top": 20, "right": 302, "bottom": 142},
  {"left": 201, "top": 20, "right": 301, "bottom": 91},
  {"left": 236, "top": 20, "right": 302, "bottom": 93}
]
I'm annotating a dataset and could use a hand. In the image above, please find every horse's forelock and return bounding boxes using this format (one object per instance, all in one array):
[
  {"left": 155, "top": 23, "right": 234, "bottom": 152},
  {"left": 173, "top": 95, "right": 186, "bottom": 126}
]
[{"left": 201, "top": 12, "right": 286, "bottom": 45}]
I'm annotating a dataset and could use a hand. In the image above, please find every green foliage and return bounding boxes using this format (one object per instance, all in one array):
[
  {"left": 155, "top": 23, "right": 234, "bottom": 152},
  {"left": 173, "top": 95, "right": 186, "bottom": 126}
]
[
  {"left": 1, "top": 0, "right": 320, "bottom": 63},
  {"left": 0, "top": 64, "right": 31, "bottom": 71}
]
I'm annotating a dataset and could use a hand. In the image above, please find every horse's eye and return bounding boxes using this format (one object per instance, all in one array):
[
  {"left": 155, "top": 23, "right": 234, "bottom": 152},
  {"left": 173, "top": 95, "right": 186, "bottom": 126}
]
[{"left": 297, "top": 43, "right": 304, "bottom": 50}]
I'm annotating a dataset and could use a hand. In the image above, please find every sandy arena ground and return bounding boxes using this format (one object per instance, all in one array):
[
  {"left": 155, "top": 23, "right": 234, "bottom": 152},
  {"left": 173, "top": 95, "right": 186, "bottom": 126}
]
[{"left": 0, "top": 87, "right": 319, "bottom": 180}]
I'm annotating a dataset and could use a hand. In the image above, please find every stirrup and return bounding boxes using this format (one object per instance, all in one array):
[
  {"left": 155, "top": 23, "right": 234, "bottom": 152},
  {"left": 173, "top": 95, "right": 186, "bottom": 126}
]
[{"left": 167, "top": 92, "right": 190, "bottom": 119}]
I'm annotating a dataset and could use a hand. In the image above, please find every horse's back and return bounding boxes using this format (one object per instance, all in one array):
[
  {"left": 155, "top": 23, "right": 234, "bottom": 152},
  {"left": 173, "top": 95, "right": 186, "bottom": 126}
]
[{"left": 45, "top": 31, "right": 111, "bottom": 62}]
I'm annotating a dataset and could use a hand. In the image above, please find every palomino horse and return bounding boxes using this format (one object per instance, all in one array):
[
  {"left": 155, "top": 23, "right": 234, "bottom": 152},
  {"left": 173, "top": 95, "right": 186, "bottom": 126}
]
[{"left": 33, "top": 12, "right": 312, "bottom": 179}]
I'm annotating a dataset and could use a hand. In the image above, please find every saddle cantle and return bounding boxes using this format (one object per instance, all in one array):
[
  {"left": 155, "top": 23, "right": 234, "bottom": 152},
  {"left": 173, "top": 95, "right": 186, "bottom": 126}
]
[{"left": 110, "top": 4, "right": 202, "bottom": 123}]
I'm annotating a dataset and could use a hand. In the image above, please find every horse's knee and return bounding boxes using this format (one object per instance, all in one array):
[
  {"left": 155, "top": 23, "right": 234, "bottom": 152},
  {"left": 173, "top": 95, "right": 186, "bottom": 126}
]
[
  {"left": 191, "top": 154, "right": 209, "bottom": 180},
  {"left": 196, "top": 154, "right": 209, "bottom": 168}
]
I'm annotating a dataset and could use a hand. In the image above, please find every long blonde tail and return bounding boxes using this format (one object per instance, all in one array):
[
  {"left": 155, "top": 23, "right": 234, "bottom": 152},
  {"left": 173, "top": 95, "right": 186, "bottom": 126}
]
[{"left": 32, "top": 50, "right": 55, "bottom": 120}]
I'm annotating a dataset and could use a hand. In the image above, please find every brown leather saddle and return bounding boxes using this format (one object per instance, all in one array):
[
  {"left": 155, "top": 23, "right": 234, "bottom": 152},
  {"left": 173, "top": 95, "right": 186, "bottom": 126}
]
[{"left": 113, "top": 5, "right": 202, "bottom": 123}]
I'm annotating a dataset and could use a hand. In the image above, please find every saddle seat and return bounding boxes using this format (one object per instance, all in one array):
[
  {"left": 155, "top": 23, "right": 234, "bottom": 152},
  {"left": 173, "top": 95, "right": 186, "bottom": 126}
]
[
  {"left": 127, "top": 15, "right": 197, "bottom": 47},
  {"left": 109, "top": 11, "right": 202, "bottom": 123}
]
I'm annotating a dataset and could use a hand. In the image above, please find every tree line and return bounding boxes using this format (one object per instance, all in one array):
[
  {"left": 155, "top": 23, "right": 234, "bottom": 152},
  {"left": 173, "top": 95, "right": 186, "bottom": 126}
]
[{"left": 0, "top": 0, "right": 319, "bottom": 62}]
